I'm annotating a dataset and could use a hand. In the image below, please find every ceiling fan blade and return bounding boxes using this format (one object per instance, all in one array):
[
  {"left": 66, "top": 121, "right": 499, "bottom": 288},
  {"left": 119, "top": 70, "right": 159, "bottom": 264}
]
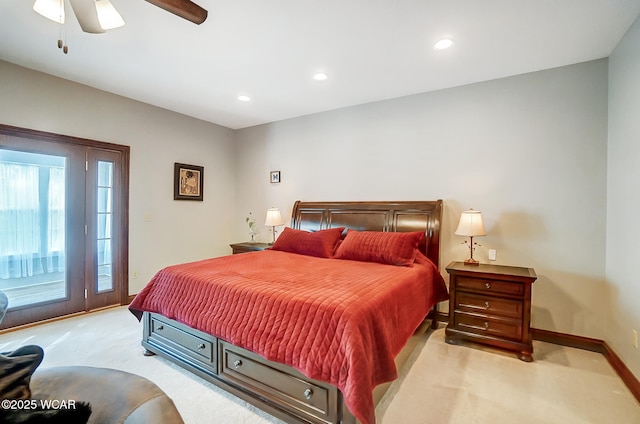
[
  {"left": 69, "top": 0, "right": 105, "bottom": 33},
  {"left": 144, "top": 0, "right": 208, "bottom": 25}
]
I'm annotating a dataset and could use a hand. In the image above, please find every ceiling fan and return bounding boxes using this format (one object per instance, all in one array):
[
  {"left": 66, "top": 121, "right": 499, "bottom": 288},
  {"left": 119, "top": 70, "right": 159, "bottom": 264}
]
[
  {"left": 34, "top": 0, "right": 208, "bottom": 34},
  {"left": 141, "top": 0, "right": 208, "bottom": 25}
]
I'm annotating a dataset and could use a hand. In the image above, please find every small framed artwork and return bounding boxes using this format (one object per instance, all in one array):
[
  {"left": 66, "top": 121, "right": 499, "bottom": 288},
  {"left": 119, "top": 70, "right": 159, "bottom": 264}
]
[
  {"left": 174, "top": 163, "right": 204, "bottom": 201},
  {"left": 270, "top": 170, "right": 281, "bottom": 184}
]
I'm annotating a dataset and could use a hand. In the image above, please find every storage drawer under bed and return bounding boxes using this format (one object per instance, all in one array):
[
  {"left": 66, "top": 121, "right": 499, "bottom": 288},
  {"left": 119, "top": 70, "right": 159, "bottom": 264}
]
[
  {"left": 144, "top": 313, "right": 217, "bottom": 374},
  {"left": 219, "top": 340, "right": 339, "bottom": 424}
]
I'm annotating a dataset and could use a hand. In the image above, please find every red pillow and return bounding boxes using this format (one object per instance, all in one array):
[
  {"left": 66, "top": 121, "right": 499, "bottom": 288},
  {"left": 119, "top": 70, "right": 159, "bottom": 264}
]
[
  {"left": 271, "top": 227, "right": 345, "bottom": 258},
  {"left": 333, "top": 230, "right": 424, "bottom": 266}
]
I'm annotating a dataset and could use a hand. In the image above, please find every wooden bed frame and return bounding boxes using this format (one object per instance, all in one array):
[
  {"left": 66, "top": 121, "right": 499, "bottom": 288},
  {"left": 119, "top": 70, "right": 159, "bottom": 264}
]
[{"left": 140, "top": 200, "right": 443, "bottom": 424}]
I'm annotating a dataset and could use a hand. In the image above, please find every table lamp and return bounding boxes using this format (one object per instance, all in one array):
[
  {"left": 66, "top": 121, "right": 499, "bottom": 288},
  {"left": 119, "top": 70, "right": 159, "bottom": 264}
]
[
  {"left": 265, "top": 207, "right": 284, "bottom": 245},
  {"left": 455, "top": 209, "right": 486, "bottom": 265}
]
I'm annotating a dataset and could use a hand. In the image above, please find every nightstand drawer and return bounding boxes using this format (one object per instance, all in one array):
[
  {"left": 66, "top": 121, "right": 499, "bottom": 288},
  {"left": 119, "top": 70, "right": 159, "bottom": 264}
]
[
  {"left": 457, "top": 276, "right": 524, "bottom": 297},
  {"left": 454, "top": 312, "right": 523, "bottom": 341},
  {"left": 456, "top": 293, "right": 523, "bottom": 319}
]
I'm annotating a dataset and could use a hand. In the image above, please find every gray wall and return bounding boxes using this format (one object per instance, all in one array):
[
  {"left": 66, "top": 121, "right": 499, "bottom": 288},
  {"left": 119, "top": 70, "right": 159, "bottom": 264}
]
[
  {"left": 0, "top": 60, "right": 237, "bottom": 294},
  {"left": 3, "top": 45, "right": 636, "bottom": 380},
  {"left": 235, "top": 60, "right": 610, "bottom": 341},
  {"left": 607, "top": 16, "right": 640, "bottom": 380}
]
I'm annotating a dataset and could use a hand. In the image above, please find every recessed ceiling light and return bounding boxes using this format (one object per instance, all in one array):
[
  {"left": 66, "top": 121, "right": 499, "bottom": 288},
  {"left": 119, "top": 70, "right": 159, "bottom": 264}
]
[
  {"left": 313, "top": 72, "right": 328, "bottom": 81},
  {"left": 433, "top": 38, "right": 454, "bottom": 50},
  {"left": 237, "top": 95, "right": 251, "bottom": 102}
]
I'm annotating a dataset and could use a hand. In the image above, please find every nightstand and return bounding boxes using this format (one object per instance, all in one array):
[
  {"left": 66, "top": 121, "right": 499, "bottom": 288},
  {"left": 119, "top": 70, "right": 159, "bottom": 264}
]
[
  {"left": 445, "top": 261, "right": 537, "bottom": 362},
  {"left": 229, "top": 242, "right": 271, "bottom": 254}
]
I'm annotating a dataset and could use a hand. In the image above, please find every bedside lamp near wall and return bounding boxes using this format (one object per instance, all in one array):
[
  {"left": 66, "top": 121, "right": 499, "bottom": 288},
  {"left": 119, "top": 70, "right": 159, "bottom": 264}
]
[
  {"left": 265, "top": 208, "right": 284, "bottom": 245},
  {"left": 455, "top": 209, "right": 486, "bottom": 265}
]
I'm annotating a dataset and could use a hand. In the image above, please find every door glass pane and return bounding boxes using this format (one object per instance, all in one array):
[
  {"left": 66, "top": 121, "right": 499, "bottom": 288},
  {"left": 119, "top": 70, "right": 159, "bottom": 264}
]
[
  {"left": 97, "top": 161, "right": 113, "bottom": 292},
  {"left": 0, "top": 149, "right": 66, "bottom": 308}
]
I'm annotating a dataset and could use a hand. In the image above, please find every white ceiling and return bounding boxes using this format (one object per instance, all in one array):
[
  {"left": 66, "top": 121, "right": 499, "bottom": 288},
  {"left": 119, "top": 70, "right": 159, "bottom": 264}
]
[{"left": 1, "top": 1, "right": 639, "bottom": 130}]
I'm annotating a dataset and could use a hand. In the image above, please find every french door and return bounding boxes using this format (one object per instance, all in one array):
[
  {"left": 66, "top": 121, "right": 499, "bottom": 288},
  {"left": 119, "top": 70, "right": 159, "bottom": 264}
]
[
  {"left": 0, "top": 125, "right": 129, "bottom": 329},
  {"left": 85, "top": 148, "right": 126, "bottom": 309}
]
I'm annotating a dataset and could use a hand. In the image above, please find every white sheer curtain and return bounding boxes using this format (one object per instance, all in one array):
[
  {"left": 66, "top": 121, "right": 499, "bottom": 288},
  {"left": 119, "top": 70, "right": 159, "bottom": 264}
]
[
  {"left": 0, "top": 161, "right": 65, "bottom": 279},
  {"left": 47, "top": 167, "right": 65, "bottom": 273},
  {"left": 0, "top": 162, "right": 41, "bottom": 279}
]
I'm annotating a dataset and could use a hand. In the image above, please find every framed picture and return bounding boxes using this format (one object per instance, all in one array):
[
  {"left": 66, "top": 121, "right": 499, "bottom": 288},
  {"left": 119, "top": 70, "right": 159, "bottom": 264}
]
[
  {"left": 270, "top": 170, "right": 281, "bottom": 184},
  {"left": 174, "top": 163, "right": 204, "bottom": 201}
]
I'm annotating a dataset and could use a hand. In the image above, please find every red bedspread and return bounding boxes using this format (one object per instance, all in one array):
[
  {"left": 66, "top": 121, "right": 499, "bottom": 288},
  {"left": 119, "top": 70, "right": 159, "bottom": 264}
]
[{"left": 129, "top": 250, "right": 448, "bottom": 424}]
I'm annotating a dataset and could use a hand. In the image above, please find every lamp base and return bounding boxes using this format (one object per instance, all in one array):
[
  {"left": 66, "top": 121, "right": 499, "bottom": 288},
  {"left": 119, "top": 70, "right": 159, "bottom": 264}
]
[{"left": 463, "top": 258, "right": 480, "bottom": 266}]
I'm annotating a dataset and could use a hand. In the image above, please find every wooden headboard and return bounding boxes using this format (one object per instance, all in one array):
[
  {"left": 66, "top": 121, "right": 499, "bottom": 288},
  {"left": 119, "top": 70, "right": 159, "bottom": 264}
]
[{"left": 291, "top": 200, "right": 443, "bottom": 268}]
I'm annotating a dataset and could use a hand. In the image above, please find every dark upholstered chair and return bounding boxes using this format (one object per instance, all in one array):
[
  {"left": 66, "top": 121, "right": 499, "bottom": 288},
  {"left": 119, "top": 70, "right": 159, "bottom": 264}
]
[
  {"left": 0, "top": 290, "right": 184, "bottom": 424},
  {"left": 30, "top": 366, "right": 184, "bottom": 424}
]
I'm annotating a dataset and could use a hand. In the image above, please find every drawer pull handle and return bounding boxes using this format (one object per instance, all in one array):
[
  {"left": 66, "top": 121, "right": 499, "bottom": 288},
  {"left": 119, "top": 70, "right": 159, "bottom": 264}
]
[
  {"left": 484, "top": 301, "right": 490, "bottom": 308},
  {"left": 233, "top": 359, "right": 242, "bottom": 369},
  {"left": 197, "top": 343, "right": 206, "bottom": 350},
  {"left": 484, "top": 322, "right": 489, "bottom": 329},
  {"left": 485, "top": 282, "right": 491, "bottom": 289},
  {"left": 303, "top": 388, "right": 313, "bottom": 400},
  {"left": 157, "top": 325, "right": 164, "bottom": 330}
]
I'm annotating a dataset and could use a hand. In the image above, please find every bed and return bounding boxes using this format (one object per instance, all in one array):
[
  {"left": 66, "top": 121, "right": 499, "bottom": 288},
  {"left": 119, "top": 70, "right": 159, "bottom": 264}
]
[{"left": 129, "top": 200, "right": 448, "bottom": 424}]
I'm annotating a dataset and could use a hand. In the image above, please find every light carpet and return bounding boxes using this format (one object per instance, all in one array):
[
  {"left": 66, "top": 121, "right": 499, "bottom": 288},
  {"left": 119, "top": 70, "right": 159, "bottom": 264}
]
[{"left": 0, "top": 306, "right": 638, "bottom": 424}]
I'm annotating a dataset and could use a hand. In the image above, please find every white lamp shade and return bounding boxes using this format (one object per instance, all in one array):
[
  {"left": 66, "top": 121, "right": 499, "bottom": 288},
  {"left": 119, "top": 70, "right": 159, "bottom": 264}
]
[
  {"left": 33, "top": 0, "right": 65, "bottom": 24},
  {"left": 265, "top": 208, "right": 284, "bottom": 227},
  {"left": 96, "top": 0, "right": 125, "bottom": 29},
  {"left": 455, "top": 209, "right": 486, "bottom": 237}
]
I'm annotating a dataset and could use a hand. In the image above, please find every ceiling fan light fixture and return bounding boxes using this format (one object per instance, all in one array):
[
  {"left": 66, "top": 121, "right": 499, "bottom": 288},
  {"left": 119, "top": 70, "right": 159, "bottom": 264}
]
[
  {"left": 33, "top": 0, "right": 65, "bottom": 24},
  {"left": 95, "top": 0, "right": 125, "bottom": 30}
]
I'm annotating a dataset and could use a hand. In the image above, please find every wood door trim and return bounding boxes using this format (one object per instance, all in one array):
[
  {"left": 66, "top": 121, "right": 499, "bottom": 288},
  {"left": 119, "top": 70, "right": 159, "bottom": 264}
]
[
  {"left": 0, "top": 124, "right": 130, "bottom": 326},
  {"left": 85, "top": 148, "right": 128, "bottom": 310}
]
